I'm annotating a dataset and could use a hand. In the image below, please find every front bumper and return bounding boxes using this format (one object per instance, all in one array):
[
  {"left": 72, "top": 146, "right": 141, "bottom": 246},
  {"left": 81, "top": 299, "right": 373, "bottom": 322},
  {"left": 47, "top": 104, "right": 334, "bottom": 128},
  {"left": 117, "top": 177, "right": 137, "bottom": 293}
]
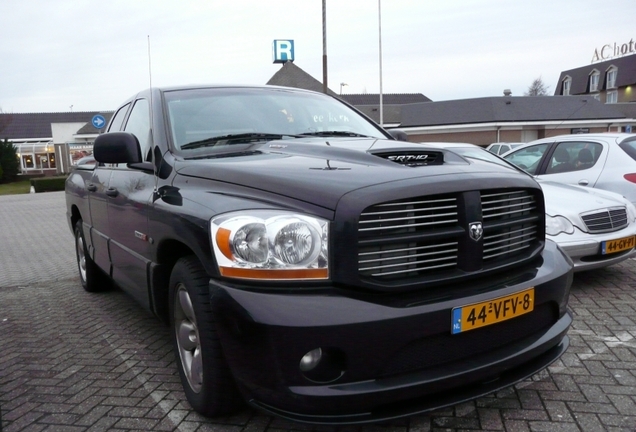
[
  {"left": 551, "top": 226, "right": 636, "bottom": 272},
  {"left": 209, "top": 241, "right": 573, "bottom": 425}
]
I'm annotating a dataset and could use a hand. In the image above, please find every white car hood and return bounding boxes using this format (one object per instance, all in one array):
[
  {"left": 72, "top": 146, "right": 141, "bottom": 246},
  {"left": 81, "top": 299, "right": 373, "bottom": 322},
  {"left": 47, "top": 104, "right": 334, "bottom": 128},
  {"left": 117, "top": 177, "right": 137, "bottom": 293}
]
[{"left": 539, "top": 180, "right": 628, "bottom": 216}]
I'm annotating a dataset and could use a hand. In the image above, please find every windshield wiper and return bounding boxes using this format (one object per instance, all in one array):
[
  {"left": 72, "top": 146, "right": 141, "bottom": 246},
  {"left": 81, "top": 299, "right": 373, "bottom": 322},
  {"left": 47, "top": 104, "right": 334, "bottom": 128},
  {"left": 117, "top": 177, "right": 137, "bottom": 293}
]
[
  {"left": 300, "top": 131, "right": 371, "bottom": 138},
  {"left": 180, "top": 133, "right": 303, "bottom": 150}
]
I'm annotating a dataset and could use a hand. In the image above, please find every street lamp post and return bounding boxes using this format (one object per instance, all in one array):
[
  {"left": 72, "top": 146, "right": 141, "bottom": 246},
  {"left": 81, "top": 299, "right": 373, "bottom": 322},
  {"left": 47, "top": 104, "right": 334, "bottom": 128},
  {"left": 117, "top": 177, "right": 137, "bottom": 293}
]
[
  {"left": 322, "top": 0, "right": 328, "bottom": 94},
  {"left": 378, "top": 0, "right": 383, "bottom": 126},
  {"left": 340, "top": 82, "right": 348, "bottom": 95}
]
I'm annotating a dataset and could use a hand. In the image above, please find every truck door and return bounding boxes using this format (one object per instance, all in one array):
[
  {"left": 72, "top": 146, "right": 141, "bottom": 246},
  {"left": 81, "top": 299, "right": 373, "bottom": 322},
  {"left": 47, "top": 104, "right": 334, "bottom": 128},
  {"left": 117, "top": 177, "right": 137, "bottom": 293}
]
[
  {"left": 84, "top": 102, "right": 131, "bottom": 273},
  {"left": 106, "top": 98, "right": 155, "bottom": 309}
]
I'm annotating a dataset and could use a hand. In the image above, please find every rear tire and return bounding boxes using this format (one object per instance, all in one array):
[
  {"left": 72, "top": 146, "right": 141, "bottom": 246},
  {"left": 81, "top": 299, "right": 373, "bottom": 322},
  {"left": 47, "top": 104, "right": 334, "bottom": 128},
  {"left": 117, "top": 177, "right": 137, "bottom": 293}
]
[
  {"left": 74, "top": 220, "right": 110, "bottom": 292},
  {"left": 169, "top": 255, "right": 243, "bottom": 416}
]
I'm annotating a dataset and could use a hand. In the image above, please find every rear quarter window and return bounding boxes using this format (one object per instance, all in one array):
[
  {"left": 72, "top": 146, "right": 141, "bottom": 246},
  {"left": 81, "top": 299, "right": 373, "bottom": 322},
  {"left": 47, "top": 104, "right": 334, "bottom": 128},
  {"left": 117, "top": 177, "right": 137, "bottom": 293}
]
[{"left": 619, "top": 139, "right": 636, "bottom": 161}]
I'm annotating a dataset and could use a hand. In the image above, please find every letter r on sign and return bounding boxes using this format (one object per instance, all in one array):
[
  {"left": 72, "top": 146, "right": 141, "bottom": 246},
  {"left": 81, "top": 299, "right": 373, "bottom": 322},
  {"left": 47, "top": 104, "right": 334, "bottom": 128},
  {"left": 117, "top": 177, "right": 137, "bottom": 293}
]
[{"left": 273, "top": 40, "right": 294, "bottom": 64}]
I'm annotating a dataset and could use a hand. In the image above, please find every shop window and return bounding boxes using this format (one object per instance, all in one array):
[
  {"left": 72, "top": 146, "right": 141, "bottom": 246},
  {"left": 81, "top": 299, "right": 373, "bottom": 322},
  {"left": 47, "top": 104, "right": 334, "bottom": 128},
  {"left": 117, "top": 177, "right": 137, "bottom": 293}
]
[
  {"left": 22, "top": 155, "right": 34, "bottom": 168},
  {"left": 589, "top": 70, "right": 600, "bottom": 92},
  {"left": 36, "top": 154, "right": 49, "bottom": 169}
]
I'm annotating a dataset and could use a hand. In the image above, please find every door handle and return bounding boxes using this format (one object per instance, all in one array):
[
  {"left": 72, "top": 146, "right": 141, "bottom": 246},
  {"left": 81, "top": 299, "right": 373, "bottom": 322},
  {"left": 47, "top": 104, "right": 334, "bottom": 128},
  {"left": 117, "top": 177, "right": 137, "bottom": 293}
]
[
  {"left": 578, "top": 180, "right": 589, "bottom": 186},
  {"left": 87, "top": 183, "right": 97, "bottom": 192},
  {"left": 105, "top": 187, "right": 119, "bottom": 197}
]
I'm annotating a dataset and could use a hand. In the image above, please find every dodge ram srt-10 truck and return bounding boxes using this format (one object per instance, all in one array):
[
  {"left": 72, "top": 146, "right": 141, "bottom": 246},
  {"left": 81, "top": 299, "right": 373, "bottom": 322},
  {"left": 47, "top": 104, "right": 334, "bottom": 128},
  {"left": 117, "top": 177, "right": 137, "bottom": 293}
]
[{"left": 65, "top": 85, "right": 573, "bottom": 425}]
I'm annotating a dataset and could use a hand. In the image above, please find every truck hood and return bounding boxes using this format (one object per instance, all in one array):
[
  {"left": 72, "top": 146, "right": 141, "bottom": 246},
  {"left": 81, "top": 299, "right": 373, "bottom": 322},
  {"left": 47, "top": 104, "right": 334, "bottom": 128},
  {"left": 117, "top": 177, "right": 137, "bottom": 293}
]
[{"left": 174, "top": 137, "right": 531, "bottom": 210}]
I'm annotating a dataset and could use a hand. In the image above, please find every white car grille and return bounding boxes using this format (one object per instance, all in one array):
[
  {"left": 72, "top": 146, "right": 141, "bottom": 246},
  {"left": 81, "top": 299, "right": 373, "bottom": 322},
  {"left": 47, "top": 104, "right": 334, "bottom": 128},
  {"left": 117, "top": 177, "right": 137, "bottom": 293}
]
[{"left": 581, "top": 207, "right": 628, "bottom": 233}]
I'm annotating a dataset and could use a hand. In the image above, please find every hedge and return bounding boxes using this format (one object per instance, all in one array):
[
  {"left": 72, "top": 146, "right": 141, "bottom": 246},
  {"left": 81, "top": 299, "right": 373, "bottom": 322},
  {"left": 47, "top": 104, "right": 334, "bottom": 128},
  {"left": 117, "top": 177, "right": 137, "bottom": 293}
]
[{"left": 30, "top": 176, "right": 68, "bottom": 193}]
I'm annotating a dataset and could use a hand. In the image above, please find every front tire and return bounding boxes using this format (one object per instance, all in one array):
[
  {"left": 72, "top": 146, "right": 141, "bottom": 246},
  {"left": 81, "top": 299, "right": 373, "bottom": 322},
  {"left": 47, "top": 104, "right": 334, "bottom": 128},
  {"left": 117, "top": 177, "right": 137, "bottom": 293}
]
[
  {"left": 74, "top": 219, "right": 109, "bottom": 292},
  {"left": 169, "top": 256, "right": 242, "bottom": 416}
]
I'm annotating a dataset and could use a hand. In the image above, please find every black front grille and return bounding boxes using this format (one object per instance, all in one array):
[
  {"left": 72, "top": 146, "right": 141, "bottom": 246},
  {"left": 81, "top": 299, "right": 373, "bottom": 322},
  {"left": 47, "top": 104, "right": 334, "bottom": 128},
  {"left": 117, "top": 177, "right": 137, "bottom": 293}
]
[
  {"left": 357, "top": 189, "right": 542, "bottom": 282},
  {"left": 482, "top": 190, "right": 538, "bottom": 261},
  {"left": 581, "top": 207, "right": 628, "bottom": 233},
  {"left": 358, "top": 196, "right": 459, "bottom": 277}
]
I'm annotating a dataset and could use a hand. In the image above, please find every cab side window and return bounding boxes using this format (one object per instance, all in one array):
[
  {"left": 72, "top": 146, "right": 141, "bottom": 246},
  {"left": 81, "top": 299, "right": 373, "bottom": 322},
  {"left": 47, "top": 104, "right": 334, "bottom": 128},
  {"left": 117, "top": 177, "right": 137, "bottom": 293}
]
[
  {"left": 546, "top": 142, "right": 602, "bottom": 174},
  {"left": 124, "top": 99, "right": 151, "bottom": 162},
  {"left": 107, "top": 103, "right": 130, "bottom": 132}
]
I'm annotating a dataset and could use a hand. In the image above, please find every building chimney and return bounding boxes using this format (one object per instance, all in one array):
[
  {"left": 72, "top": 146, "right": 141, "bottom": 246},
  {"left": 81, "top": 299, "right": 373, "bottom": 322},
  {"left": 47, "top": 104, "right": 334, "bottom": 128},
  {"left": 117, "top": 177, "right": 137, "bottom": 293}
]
[{"left": 503, "top": 89, "right": 512, "bottom": 96}]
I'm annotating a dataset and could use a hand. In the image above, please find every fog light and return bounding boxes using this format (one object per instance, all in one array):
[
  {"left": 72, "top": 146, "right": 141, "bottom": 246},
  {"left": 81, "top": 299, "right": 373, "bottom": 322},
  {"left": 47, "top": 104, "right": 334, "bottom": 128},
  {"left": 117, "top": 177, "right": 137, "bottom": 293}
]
[
  {"left": 299, "top": 347, "right": 346, "bottom": 383},
  {"left": 299, "top": 348, "right": 322, "bottom": 372}
]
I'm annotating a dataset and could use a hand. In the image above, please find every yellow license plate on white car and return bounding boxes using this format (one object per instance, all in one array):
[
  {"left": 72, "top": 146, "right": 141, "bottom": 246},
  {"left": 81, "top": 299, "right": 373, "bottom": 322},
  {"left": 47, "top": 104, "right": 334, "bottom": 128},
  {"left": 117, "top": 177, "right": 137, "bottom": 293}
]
[
  {"left": 451, "top": 288, "right": 534, "bottom": 334},
  {"left": 601, "top": 236, "right": 635, "bottom": 255}
]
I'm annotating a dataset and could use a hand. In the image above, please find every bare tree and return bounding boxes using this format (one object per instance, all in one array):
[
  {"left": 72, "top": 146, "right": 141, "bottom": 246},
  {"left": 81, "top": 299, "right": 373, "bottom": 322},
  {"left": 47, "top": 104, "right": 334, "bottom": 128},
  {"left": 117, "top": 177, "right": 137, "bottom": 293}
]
[{"left": 524, "top": 77, "right": 550, "bottom": 96}]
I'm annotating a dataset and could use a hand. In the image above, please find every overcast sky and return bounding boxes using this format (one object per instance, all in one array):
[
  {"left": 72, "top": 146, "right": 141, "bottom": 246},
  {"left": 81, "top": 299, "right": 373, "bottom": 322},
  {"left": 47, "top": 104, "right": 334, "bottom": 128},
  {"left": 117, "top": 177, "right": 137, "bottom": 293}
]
[{"left": 1, "top": 0, "right": 634, "bottom": 113}]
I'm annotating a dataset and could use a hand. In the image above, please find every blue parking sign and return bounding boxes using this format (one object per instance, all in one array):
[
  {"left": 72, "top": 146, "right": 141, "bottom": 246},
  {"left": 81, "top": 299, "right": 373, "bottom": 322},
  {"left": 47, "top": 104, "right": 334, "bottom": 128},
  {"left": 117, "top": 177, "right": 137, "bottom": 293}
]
[{"left": 273, "top": 40, "right": 294, "bottom": 64}]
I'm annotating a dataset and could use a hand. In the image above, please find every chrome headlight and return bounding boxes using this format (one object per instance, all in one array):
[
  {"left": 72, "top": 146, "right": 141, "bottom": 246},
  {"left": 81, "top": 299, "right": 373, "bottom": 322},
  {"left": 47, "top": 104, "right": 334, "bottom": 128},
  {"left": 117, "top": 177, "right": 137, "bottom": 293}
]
[
  {"left": 546, "top": 215, "right": 574, "bottom": 236},
  {"left": 211, "top": 211, "right": 329, "bottom": 280}
]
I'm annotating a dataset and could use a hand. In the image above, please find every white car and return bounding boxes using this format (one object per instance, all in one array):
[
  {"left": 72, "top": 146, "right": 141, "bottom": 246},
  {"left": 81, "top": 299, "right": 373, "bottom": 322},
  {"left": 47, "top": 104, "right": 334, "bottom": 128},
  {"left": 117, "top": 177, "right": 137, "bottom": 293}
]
[
  {"left": 430, "top": 142, "right": 636, "bottom": 272},
  {"left": 501, "top": 133, "right": 636, "bottom": 206},
  {"left": 485, "top": 142, "right": 524, "bottom": 155}
]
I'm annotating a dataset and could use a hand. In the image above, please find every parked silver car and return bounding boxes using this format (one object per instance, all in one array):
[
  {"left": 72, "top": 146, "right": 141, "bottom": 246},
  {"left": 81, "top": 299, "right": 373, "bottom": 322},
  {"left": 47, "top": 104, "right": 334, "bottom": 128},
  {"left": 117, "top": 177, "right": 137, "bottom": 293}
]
[
  {"left": 432, "top": 142, "right": 636, "bottom": 272},
  {"left": 501, "top": 133, "right": 636, "bottom": 206}
]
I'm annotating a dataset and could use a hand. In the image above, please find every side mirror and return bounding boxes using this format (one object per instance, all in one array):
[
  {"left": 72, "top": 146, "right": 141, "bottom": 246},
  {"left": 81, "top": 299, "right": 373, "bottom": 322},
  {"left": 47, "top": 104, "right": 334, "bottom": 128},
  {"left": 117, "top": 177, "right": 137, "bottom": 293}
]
[
  {"left": 388, "top": 129, "right": 408, "bottom": 142},
  {"left": 93, "top": 132, "right": 142, "bottom": 164}
]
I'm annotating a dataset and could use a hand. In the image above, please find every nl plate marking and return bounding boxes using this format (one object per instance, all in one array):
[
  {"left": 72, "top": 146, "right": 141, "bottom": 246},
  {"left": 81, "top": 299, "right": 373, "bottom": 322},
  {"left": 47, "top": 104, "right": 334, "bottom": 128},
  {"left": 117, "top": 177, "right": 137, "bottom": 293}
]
[
  {"left": 452, "top": 288, "right": 535, "bottom": 334},
  {"left": 601, "top": 235, "right": 635, "bottom": 255}
]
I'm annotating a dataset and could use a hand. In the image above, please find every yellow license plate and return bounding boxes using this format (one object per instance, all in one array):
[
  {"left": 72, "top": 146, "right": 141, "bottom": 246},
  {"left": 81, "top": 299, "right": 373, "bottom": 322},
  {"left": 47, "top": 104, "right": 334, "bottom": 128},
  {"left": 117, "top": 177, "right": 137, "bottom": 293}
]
[
  {"left": 451, "top": 288, "right": 534, "bottom": 334},
  {"left": 602, "top": 236, "right": 635, "bottom": 255}
]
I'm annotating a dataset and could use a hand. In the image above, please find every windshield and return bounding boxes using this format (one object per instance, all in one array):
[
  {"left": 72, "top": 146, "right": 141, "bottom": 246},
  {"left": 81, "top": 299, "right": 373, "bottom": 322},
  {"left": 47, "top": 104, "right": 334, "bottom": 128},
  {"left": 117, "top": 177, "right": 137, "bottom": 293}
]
[{"left": 163, "top": 87, "right": 389, "bottom": 153}]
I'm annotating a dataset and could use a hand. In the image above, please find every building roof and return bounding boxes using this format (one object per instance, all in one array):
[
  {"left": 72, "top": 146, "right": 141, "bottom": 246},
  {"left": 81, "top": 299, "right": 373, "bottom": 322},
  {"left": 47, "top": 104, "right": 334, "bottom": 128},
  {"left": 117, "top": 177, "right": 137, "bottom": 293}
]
[
  {"left": 612, "top": 102, "right": 636, "bottom": 119},
  {"left": 352, "top": 104, "right": 403, "bottom": 126},
  {"left": 266, "top": 62, "right": 432, "bottom": 108},
  {"left": 0, "top": 112, "right": 112, "bottom": 140},
  {"left": 400, "top": 96, "right": 627, "bottom": 128},
  {"left": 555, "top": 53, "right": 636, "bottom": 95},
  {"left": 265, "top": 62, "right": 431, "bottom": 126},
  {"left": 267, "top": 61, "right": 339, "bottom": 96},
  {"left": 340, "top": 93, "right": 430, "bottom": 105},
  {"left": 75, "top": 112, "right": 114, "bottom": 135}
]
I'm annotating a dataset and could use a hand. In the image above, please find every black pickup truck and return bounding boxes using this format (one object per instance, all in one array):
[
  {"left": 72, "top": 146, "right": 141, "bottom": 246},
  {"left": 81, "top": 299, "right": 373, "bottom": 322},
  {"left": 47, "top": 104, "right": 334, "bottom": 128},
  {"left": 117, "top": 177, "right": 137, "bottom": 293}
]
[{"left": 65, "top": 85, "right": 573, "bottom": 425}]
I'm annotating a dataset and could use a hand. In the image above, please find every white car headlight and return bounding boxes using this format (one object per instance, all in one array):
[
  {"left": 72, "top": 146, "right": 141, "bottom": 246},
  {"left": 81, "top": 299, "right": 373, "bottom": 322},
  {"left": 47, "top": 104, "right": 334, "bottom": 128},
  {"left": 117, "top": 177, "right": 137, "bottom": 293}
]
[
  {"left": 546, "top": 215, "right": 575, "bottom": 236},
  {"left": 211, "top": 211, "right": 329, "bottom": 280},
  {"left": 626, "top": 202, "right": 636, "bottom": 223}
]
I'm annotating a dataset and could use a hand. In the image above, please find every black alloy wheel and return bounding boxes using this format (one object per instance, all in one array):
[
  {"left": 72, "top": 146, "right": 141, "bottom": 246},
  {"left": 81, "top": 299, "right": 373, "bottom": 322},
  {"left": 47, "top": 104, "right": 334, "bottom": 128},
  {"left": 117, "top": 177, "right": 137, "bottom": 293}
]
[
  {"left": 169, "top": 255, "right": 242, "bottom": 416},
  {"left": 74, "top": 219, "right": 109, "bottom": 292}
]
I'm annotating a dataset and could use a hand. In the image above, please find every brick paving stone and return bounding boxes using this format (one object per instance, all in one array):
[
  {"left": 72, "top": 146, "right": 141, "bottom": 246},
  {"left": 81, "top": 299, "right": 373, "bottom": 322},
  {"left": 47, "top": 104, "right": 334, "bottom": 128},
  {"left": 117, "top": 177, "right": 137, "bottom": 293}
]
[
  {"left": 3, "top": 193, "right": 636, "bottom": 431},
  {"left": 477, "top": 408, "right": 504, "bottom": 430},
  {"left": 543, "top": 400, "right": 574, "bottom": 423},
  {"left": 573, "top": 413, "right": 605, "bottom": 432}
]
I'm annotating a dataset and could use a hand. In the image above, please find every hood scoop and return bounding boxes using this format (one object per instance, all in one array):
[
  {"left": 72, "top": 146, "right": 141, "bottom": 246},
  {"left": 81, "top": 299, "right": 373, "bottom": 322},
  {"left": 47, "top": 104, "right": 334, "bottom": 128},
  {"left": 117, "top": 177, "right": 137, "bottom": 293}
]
[{"left": 373, "top": 150, "right": 444, "bottom": 167}]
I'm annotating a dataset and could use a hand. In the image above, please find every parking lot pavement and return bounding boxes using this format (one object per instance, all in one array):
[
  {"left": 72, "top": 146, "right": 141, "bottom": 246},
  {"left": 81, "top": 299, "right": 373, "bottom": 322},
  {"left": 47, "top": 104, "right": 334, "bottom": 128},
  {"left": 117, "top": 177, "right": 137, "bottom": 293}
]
[{"left": 1, "top": 192, "right": 636, "bottom": 431}]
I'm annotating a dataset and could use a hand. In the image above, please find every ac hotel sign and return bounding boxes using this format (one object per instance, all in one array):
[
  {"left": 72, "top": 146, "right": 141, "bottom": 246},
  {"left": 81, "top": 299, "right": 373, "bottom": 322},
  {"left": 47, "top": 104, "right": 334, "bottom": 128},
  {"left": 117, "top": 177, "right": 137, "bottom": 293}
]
[{"left": 591, "top": 38, "right": 635, "bottom": 63}]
